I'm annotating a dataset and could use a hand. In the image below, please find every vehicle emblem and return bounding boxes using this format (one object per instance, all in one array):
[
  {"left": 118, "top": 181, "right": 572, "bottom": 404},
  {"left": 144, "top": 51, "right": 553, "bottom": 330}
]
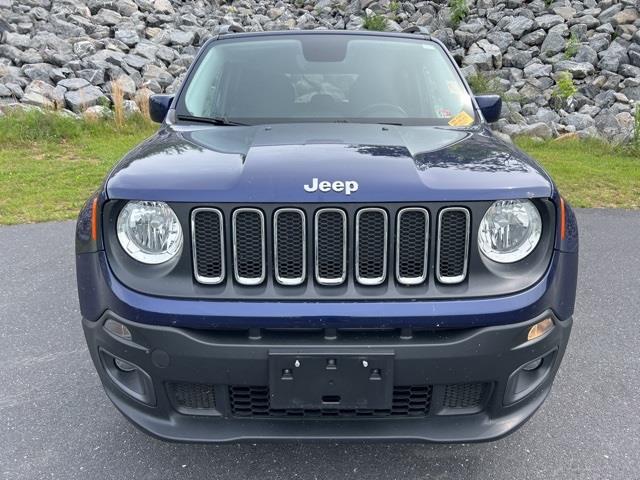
[{"left": 303, "top": 178, "right": 359, "bottom": 195}]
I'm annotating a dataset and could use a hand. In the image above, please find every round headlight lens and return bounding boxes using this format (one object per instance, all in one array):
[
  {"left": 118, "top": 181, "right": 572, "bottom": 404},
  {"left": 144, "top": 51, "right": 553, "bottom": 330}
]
[
  {"left": 116, "top": 201, "right": 183, "bottom": 264},
  {"left": 478, "top": 199, "right": 542, "bottom": 263}
]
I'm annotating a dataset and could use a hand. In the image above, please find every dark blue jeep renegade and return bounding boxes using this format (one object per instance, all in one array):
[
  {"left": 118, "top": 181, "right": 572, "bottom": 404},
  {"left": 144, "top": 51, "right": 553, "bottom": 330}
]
[{"left": 76, "top": 30, "right": 578, "bottom": 443}]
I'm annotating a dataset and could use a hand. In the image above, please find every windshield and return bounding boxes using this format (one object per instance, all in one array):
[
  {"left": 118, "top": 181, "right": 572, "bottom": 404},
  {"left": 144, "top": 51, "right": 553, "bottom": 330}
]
[{"left": 178, "top": 34, "right": 476, "bottom": 127}]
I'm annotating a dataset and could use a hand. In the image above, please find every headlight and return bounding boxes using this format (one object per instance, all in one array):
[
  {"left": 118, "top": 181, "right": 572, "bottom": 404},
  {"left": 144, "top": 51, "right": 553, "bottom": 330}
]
[
  {"left": 478, "top": 199, "right": 542, "bottom": 263},
  {"left": 117, "top": 201, "right": 183, "bottom": 264}
]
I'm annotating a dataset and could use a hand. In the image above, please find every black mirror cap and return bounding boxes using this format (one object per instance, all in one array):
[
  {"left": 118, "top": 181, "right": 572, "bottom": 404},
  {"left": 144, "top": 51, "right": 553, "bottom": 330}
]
[
  {"left": 149, "top": 95, "right": 174, "bottom": 123},
  {"left": 475, "top": 95, "right": 502, "bottom": 123}
]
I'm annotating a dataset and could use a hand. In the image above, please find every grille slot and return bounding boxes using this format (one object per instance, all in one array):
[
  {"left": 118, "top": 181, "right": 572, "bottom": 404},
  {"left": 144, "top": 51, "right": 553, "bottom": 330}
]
[
  {"left": 396, "top": 208, "right": 429, "bottom": 285},
  {"left": 442, "top": 382, "right": 486, "bottom": 409},
  {"left": 169, "top": 382, "right": 216, "bottom": 411},
  {"left": 315, "top": 209, "right": 347, "bottom": 285},
  {"left": 274, "top": 209, "right": 306, "bottom": 285},
  {"left": 191, "top": 208, "right": 225, "bottom": 284},
  {"left": 229, "top": 385, "right": 432, "bottom": 418},
  {"left": 232, "top": 208, "right": 266, "bottom": 285},
  {"left": 355, "top": 208, "right": 388, "bottom": 285},
  {"left": 437, "top": 207, "right": 470, "bottom": 284}
]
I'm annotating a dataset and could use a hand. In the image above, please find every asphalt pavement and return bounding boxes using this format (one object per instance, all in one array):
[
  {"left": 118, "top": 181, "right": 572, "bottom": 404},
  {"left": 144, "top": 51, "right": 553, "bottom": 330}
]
[{"left": 1, "top": 209, "right": 639, "bottom": 480}]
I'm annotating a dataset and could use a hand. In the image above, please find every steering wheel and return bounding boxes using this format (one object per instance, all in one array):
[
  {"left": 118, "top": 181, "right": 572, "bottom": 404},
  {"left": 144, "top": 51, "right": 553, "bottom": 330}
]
[{"left": 357, "top": 103, "right": 408, "bottom": 117}]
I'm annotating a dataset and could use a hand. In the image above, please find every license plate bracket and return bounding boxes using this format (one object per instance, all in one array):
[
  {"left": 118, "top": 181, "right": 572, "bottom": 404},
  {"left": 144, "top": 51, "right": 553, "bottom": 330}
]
[{"left": 268, "top": 351, "right": 394, "bottom": 410}]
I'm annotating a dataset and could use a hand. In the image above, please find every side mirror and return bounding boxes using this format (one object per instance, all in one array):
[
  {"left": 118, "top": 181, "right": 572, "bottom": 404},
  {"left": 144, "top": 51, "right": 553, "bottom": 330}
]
[
  {"left": 149, "top": 95, "right": 174, "bottom": 123},
  {"left": 474, "top": 95, "right": 502, "bottom": 123}
]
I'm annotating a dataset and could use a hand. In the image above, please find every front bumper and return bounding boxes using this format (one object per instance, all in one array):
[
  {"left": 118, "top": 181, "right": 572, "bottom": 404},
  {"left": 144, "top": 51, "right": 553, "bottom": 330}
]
[{"left": 84, "top": 310, "right": 572, "bottom": 443}]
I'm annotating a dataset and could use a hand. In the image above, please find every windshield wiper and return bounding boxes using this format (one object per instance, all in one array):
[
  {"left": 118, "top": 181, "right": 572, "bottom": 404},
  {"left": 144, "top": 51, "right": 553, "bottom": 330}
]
[{"left": 176, "top": 114, "right": 247, "bottom": 126}]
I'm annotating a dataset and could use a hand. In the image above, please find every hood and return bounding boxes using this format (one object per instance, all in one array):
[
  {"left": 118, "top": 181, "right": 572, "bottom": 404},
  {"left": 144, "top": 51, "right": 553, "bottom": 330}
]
[{"left": 106, "top": 123, "right": 553, "bottom": 203}]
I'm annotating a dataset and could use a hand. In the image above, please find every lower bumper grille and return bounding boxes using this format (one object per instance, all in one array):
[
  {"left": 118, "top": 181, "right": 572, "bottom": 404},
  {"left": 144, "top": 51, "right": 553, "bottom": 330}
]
[
  {"left": 229, "top": 385, "right": 432, "bottom": 418},
  {"left": 168, "top": 382, "right": 216, "bottom": 411},
  {"left": 165, "top": 382, "right": 488, "bottom": 418},
  {"left": 442, "top": 382, "right": 487, "bottom": 409}
]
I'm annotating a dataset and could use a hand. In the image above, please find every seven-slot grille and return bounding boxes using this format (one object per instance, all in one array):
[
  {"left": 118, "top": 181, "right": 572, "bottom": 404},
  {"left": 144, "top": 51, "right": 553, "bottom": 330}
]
[{"left": 191, "top": 206, "right": 471, "bottom": 287}]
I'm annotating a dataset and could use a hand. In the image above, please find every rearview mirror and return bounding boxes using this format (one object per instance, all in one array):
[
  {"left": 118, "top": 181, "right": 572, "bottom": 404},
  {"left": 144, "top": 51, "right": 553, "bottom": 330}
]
[
  {"left": 474, "top": 95, "right": 502, "bottom": 123},
  {"left": 149, "top": 95, "right": 174, "bottom": 123}
]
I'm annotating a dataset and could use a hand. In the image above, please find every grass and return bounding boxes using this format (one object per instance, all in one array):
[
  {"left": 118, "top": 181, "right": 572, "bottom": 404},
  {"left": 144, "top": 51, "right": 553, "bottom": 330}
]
[
  {"left": 0, "top": 111, "right": 637, "bottom": 225},
  {"left": 0, "top": 110, "right": 157, "bottom": 224},
  {"left": 362, "top": 13, "right": 387, "bottom": 31},
  {"left": 449, "top": 0, "right": 469, "bottom": 27},
  {"left": 466, "top": 71, "right": 503, "bottom": 96},
  {"left": 515, "top": 137, "right": 640, "bottom": 209}
]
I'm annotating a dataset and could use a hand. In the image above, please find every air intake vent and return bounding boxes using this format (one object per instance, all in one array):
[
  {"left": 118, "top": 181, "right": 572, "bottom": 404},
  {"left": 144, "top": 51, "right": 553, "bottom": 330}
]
[
  {"left": 274, "top": 209, "right": 306, "bottom": 285},
  {"left": 232, "top": 208, "right": 265, "bottom": 285},
  {"left": 168, "top": 382, "right": 217, "bottom": 412},
  {"left": 396, "top": 208, "right": 429, "bottom": 285},
  {"left": 442, "top": 382, "right": 486, "bottom": 409},
  {"left": 437, "top": 207, "right": 470, "bottom": 284},
  {"left": 315, "top": 209, "right": 347, "bottom": 285},
  {"left": 191, "top": 208, "right": 225, "bottom": 284},
  {"left": 229, "top": 385, "right": 432, "bottom": 418},
  {"left": 355, "top": 208, "right": 388, "bottom": 285}
]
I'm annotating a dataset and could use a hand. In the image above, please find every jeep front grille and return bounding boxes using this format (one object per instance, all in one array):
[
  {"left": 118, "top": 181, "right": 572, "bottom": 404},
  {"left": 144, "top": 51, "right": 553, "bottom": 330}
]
[
  {"left": 355, "top": 208, "right": 388, "bottom": 285},
  {"left": 192, "top": 208, "right": 225, "bottom": 284},
  {"left": 232, "top": 208, "right": 266, "bottom": 285},
  {"left": 274, "top": 208, "right": 306, "bottom": 286},
  {"left": 315, "top": 208, "right": 347, "bottom": 285},
  {"left": 191, "top": 205, "right": 471, "bottom": 289},
  {"left": 436, "top": 208, "right": 470, "bottom": 284},
  {"left": 396, "top": 208, "right": 429, "bottom": 285}
]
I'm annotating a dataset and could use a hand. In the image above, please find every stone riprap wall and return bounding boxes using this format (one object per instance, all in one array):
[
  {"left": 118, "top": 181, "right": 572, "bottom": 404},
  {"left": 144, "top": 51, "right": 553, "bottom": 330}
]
[{"left": 0, "top": 0, "right": 638, "bottom": 141}]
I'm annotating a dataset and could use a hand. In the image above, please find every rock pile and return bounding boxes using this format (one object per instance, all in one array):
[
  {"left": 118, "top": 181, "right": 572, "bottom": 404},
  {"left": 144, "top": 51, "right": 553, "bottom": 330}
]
[{"left": 0, "top": 0, "right": 638, "bottom": 140}]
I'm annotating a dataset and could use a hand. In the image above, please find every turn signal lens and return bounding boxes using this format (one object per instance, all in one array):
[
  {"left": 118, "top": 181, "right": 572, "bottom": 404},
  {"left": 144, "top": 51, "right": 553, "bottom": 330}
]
[
  {"left": 527, "top": 318, "right": 553, "bottom": 341},
  {"left": 104, "top": 319, "right": 132, "bottom": 341}
]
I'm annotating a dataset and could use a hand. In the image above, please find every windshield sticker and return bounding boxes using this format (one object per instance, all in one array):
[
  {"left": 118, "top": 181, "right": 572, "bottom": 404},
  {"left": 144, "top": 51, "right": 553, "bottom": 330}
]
[
  {"left": 448, "top": 111, "right": 474, "bottom": 127},
  {"left": 436, "top": 108, "right": 452, "bottom": 118}
]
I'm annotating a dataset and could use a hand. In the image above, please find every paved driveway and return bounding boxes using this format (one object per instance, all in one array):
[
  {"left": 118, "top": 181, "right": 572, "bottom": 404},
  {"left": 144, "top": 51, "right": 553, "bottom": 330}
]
[{"left": 1, "top": 209, "right": 638, "bottom": 479}]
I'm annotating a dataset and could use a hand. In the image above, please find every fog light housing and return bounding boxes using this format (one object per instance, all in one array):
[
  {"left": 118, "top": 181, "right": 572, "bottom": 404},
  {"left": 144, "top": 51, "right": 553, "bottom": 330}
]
[
  {"left": 527, "top": 317, "right": 553, "bottom": 341},
  {"left": 104, "top": 319, "right": 132, "bottom": 341},
  {"left": 522, "top": 358, "right": 543, "bottom": 371},
  {"left": 114, "top": 358, "right": 136, "bottom": 372}
]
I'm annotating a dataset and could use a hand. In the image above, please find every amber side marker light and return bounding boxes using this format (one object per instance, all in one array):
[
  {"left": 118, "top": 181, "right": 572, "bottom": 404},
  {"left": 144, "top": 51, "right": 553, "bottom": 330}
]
[
  {"left": 559, "top": 197, "right": 566, "bottom": 241},
  {"left": 528, "top": 318, "right": 554, "bottom": 341},
  {"left": 91, "top": 197, "right": 98, "bottom": 241}
]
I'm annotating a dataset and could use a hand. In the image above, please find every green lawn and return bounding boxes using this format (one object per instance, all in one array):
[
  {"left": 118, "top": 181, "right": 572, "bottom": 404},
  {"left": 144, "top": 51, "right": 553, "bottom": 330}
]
[
  {"left": 0, "top": 111, "right": 637, "bottom": 225},
  {"left": 0, "top": 112, "right": 157, "bottom": 224},
  {"left": 515, "top": 137, "right": 640, "bottom": 210}
]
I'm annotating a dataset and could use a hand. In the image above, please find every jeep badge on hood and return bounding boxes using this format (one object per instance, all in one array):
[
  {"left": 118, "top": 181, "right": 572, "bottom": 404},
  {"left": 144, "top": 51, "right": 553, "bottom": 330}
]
[{"left": 304, "top": 178, "right": 359, "bottom": 195}]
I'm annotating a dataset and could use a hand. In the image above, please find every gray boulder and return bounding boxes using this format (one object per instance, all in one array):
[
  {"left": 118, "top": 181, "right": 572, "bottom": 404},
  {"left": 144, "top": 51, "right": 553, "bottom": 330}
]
[
  {"left": 566, "top": 113, "right": 596, "bottom": 131},
  {"left": 541, "top": 31, "right": 565, "bottom": 56},
  {"left": 57, "top": 78, "right": 90, "bottom": 90},
  {"left": 554, "top": 60, "right": 595, "bottom": 79},
  {"left": 115, "top": 29, "right": 140, "bottom": 47},
  {"left": 506, "top": 17, "right": 534, "bottom": 39},
  {"left": 598, "top": 4, "right": 624, "bottom": 25},
  {"left": 520, "top": 122, "right": 553, "bottom": 139},
  {"left": 535, "top": 14, "right": 564, "bottom": 29},
  {"left": 65, "top": 85, "right": 108, "bottom": 113}
]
